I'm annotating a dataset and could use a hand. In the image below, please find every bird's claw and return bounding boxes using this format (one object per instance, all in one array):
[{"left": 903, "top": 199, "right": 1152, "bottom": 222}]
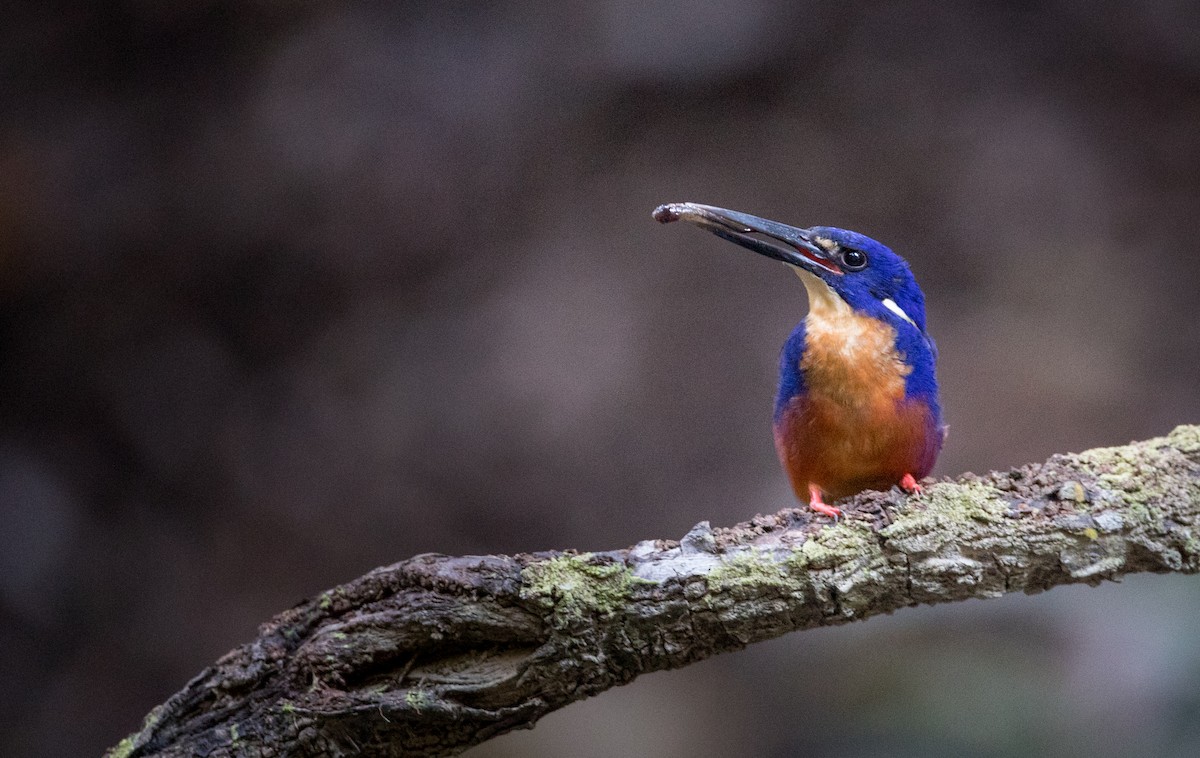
[
  {"left": 806, "top": 485, "right": 842, "bottom": 521},
  {"left": 900, "top": 473, "right": 923, "bottom": 495},
  {"left": 809, "top": 501, "right": 842, "bottom": 521}
]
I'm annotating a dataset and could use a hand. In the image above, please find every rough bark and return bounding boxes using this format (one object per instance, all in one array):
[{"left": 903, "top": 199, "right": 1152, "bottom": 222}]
[{"left": 109, "top": 425, "right": 1200, "bottom": 758}]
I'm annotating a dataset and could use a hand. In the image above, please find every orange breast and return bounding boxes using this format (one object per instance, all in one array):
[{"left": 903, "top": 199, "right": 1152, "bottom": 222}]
[{"left": 774, "top": 395, "right": 939, "bottom": 499}]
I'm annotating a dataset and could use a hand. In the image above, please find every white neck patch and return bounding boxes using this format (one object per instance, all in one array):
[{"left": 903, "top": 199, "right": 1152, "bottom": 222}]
[{"left": 881, "top": 298, "right": 917, "bottom": 328}]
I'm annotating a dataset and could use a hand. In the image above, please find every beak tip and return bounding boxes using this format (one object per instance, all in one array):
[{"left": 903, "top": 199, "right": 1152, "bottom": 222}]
[{"left": 652, "top": 204, "right": 681, "bottom": 224}]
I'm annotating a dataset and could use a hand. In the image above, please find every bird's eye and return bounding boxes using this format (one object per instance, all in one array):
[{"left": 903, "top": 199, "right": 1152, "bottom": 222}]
[{"left": 840, "top": 247, "right": 867, "bottom": 271}]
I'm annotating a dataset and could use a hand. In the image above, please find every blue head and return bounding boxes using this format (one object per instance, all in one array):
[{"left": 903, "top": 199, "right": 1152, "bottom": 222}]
[
  {"left": 797, "top": 226, "right": 928, "bottom": 334},
  {"left": 653, "top": 203, "right": 940, "bottom": 409}
]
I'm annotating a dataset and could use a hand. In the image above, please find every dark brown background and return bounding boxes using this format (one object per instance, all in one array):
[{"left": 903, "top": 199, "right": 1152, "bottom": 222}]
[{"left": 3, "top": 3, "right": 1200, "bottom": 756}]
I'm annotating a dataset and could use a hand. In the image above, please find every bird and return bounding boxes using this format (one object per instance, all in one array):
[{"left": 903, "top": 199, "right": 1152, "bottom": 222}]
[{"left": 653, "top": 202, "right": 944, "bottom": 519}]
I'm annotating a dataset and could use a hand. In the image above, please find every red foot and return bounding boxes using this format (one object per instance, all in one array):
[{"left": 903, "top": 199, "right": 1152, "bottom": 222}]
[
  {"left": 900, "top": 473, "right": 923, "bottom": 495},
  {"left": 808, "top": 484, "right": 841, "bottom": 521}
]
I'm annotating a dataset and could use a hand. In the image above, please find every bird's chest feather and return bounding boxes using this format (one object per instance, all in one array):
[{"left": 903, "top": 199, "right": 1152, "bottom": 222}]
[{"left": 800, "top": 311, "right": 911, "bottom": 414}]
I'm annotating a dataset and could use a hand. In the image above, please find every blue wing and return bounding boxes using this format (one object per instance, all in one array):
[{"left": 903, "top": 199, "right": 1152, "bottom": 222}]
[{"left": 773, "top": 321, "right": 808, "bottom": 422}]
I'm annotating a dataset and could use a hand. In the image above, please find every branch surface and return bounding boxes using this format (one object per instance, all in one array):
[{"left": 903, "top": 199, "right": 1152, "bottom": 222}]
[{"left": 109, "top": 426, "right": 1200, "bottom": 757}]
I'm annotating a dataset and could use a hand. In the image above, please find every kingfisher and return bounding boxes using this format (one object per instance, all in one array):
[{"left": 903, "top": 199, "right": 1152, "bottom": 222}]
[{"left": 654, "top": 202, "right": 944, "bottom": 519}]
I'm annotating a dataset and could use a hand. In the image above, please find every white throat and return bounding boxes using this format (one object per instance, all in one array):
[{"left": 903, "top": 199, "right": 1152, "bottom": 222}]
[{"left": 793, "top": 267, "right": 852, "bottom": 319}]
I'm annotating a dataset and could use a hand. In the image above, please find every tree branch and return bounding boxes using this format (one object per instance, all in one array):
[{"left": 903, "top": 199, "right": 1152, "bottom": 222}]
[{"left": 109, "top": 426, "right": 1200, "bottom": 757}]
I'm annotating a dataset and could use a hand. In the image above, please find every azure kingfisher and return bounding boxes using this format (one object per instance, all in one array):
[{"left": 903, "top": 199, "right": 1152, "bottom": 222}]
[{"left": 654, "top": 202, "right": 944, "bottom": 519}]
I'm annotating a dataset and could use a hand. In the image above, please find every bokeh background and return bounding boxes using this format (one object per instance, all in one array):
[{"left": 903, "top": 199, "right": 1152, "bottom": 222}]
[{"left": 3, "top": 2, "right": 1200, "bottom": 756}]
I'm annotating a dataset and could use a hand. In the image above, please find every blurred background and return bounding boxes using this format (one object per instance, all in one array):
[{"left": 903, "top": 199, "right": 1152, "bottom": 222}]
[{"left": 2, "top": 2, "right": 1200, "bottom": 756}]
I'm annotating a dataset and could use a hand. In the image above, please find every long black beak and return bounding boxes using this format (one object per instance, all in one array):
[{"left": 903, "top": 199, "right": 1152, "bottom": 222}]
[{"left": 653, "top": 202, "right": 841, "bottom": 275}]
